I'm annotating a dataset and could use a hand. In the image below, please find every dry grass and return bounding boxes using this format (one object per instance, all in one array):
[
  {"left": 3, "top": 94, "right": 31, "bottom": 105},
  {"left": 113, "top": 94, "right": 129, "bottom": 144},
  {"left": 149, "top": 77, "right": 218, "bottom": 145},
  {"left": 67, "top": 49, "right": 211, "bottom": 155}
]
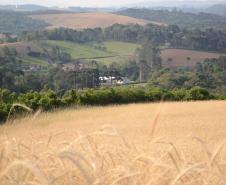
[
  {"left": 30, "top": 12, "right": 162, "bottom": 30},
  {"left": 161, "top": 49, "right": 226, "bottom": 67},
  {"left": 1, "top": 101, "right": 226, "bottom": 184}
]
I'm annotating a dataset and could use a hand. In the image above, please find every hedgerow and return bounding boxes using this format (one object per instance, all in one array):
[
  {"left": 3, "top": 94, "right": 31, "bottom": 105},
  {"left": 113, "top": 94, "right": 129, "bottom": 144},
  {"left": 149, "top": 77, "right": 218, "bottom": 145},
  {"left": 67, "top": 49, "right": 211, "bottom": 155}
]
[{"left": 0, "top": 86, "right": 221, "bottom": 123}]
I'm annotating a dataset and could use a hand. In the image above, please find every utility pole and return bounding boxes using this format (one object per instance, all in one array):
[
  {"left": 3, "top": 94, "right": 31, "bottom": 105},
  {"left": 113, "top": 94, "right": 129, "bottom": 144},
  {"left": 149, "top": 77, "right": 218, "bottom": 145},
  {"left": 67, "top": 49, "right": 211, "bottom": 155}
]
[
  {"left": 92, "top": 71, "right": 95, "bottom": 88},
  {"left": 73, "top": 71, "right": 76, "bottom": 90},
  {"left": 85, "top": 71, "right": 88, "bottom": 88}
]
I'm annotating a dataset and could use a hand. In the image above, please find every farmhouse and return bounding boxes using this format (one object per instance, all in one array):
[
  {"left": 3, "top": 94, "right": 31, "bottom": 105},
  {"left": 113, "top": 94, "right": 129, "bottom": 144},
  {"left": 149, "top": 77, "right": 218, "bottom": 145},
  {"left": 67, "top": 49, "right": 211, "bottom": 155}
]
[{"left": 99, "top": 76, "right": 132, "bottom": 86}]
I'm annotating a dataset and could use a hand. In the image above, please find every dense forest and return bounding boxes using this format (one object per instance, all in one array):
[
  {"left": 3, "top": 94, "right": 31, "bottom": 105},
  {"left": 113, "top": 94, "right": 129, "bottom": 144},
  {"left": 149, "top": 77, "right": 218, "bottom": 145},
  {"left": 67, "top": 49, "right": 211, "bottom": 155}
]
[{"left": 118, "top": 8, "right": 226, "bottom": 29}]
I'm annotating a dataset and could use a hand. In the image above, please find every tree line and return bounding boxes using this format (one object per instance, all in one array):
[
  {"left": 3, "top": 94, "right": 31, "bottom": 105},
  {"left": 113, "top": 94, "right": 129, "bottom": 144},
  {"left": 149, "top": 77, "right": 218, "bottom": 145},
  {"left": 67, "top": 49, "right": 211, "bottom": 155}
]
[
  {"left": 117, "top": 8, "right": 226, "bottom": 30},
  {"left": 148, "top": 56, "right": 226, "bottom": 92},
  {"left": 21, "top": 24, "right": 226, "bottom": 52}
]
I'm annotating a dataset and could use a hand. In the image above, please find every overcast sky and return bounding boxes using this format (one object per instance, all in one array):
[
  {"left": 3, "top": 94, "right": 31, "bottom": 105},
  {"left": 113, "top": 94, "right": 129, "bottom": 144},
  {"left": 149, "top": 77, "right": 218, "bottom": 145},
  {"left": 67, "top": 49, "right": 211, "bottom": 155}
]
[
  {"left": 0, "top": 0, "right": 144, "bottom": 7},
  {"left": 0, "top": 0, "right": 225, "bottom": 8}
]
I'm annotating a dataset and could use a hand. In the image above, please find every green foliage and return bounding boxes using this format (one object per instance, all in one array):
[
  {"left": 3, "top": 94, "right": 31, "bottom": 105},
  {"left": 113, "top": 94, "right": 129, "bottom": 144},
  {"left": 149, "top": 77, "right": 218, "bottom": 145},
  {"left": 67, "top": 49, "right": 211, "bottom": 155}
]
[
  {"left": 0, "top": 103, "right": 8, "bottom": 122},
  {"left": 145, "top": 88, "right": 163, "bottom": 101},
  {"left": 171, "top": 88, "right": 188, "bottom": 101},
  {"left": 187, "top": 87, "right": 211, "bottom": 100},
  {"left": 25, "top": 23, "right": 226, "bottom": 52},
  {"left": 148, "top": 57, "right": 226, "bottom": 90},
  {"left": 137, "top": 41, "right": 162, "bottom": 81},
  {"left": 63, "top": 90, "right": 78, "bottom": 105},
  {"left": 38, "top": 91, "right": 63, "bottom": 110},
  {"left": 0, "top": 86, "right": 222, "bottom": 123},
  {"left": 80, "top": 88, "right": 115, "bottom": 105}
]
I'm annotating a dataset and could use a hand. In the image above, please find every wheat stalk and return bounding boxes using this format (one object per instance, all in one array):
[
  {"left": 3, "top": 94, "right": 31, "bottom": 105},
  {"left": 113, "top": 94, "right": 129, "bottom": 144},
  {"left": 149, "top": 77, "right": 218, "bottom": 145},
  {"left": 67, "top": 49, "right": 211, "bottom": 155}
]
[{"left": 7, "top": 103, "right": 33, "bottom": 123}]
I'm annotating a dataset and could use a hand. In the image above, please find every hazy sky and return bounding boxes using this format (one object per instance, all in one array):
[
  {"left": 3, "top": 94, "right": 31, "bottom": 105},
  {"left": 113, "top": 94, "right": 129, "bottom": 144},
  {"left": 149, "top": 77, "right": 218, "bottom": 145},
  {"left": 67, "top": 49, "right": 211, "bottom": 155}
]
[
  {"left": 0, "top": 0, "right": 146, "bottom": 7},
  {"left": 0, "top": 0, "right": 225, "bottom": 7}
]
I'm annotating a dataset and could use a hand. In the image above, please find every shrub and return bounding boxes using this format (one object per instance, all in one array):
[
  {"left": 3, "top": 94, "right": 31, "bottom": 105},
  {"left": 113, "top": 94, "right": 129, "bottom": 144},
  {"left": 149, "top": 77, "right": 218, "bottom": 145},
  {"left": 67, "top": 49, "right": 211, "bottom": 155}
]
[
  {"left": 187, "top": 87, "right": 211, "bottom": 100},
  {"left": 0, "top": 103, "right": 9, "bottom": 123},
  {"left": 0, "top": 86, "right": 219, "bottom": 124},
  {"left": 145, "top": 88, "right": 163, "bottom": 101},
  {"left": 38, "top": 91, "right": 63, "bottom": 110},
  {"left": 172, "top": 88, "right": 188, "bottom": 101},
  {"left": 162, "top": 91, "right": 175, "bottom": 101},
  {"left": 63, "top": 90, "right": 78, "bottom": 105}
]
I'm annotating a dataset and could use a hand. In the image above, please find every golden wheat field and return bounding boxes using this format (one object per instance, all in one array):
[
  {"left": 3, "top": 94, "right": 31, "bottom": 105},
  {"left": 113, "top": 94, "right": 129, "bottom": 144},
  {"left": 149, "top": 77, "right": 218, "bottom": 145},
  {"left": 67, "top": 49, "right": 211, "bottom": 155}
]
[
  {"left": 1, "top": 101, "right": 226, "bottom": 185},
  {"left": 30, "top": 12, "right": 160, "bottom": 30}
]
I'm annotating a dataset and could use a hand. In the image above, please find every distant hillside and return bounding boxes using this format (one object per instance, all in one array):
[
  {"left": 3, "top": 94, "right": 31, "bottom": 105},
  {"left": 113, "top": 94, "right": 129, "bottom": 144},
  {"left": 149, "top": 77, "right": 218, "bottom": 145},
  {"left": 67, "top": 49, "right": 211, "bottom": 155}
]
[
  {"left": 68, "top": 7, "right": 115, "bottom": 13},
  {"left": 30, "top": 12, "right": 157, "bottom": 30},
  {"left": 204, "top": 4, "right": 226, "bottom": 16},
  {"left": 0, "top": 11, "right": 49, "bottom": 34},
  {"left": 126, "top": 0, "right": 226, "bottom": 9},
  {"left": 0, "top": 4, "right": 48, "bottom": 11},
  {"left": 118, "top": 8, "right": 226, "bottom": 29},
  {"left": 18, "top": 4, "right": 48, "bottom": 11}
]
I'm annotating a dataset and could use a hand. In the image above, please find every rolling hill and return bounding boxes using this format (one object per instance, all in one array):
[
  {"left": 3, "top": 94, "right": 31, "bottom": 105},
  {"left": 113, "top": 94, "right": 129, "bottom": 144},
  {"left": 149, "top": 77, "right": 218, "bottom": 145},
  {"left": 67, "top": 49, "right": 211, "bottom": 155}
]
[
  {"left": 30, "top": 12, "right": 158, "bottom": 30},
  {"left": 0, "top": 4, "right": 48, "bottom": 11},
  {"left": 0, "top": 11, "right": 49, "bottom": 34},
  {"left": 1, "top": 40, "right": 226, "bottom": 68},
  {"left": 118, "top": 8, "right": 226, "bottom": 29},
  {"left": 0, "top": 40, "right": 141, "bottom": 67},
  {"left": 204, "top": 4, "right": 226, "bottom": 16}
]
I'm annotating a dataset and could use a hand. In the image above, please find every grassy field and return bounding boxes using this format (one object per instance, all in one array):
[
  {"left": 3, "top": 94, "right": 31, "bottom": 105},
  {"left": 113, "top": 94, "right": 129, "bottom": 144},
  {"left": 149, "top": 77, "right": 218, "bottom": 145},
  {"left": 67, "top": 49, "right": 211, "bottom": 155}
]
[
  {"left": 43, "top": 40, "right": 140, "bottom": 65},
  {"left": 43, "top": 40, "right": 140, "bottom": 57},
  {"left": 161, "top": 49, "right": 226, "bottom": 67},
  {"left": 103, "top": 41, "right": 140, "bottom": 56},
  {"left": 42, "top": 40, "right": 113, "bottom": 59},
  {"left": 0, "top": 40, "right": 140, "bottom": 66},
  {"left": 1, "top": 101, "right": 226, "bottom": 184},
  {"left": 30, "top": 12, "right": 151, "bottom": 30}
]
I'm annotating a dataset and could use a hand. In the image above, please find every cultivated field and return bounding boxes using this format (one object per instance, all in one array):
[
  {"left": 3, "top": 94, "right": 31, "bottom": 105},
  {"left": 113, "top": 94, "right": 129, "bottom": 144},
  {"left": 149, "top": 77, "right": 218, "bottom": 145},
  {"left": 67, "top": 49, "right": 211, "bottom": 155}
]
[
  {"left": 161, "top": 49, "right": 226, "bottom": 67},
  {"left": 30, "top": 12, "right": 152, "bottom": 30},
  {"left": 1, "top": 101, "right": 226, "bottom": 185}
]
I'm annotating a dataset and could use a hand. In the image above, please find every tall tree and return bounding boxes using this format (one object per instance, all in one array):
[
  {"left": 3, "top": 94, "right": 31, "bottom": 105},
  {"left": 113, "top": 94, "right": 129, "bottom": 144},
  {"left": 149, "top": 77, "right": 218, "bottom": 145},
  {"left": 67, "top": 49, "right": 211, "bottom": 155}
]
[{"left": 137, "top": 41, "right": 162, "bottom": 81}]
